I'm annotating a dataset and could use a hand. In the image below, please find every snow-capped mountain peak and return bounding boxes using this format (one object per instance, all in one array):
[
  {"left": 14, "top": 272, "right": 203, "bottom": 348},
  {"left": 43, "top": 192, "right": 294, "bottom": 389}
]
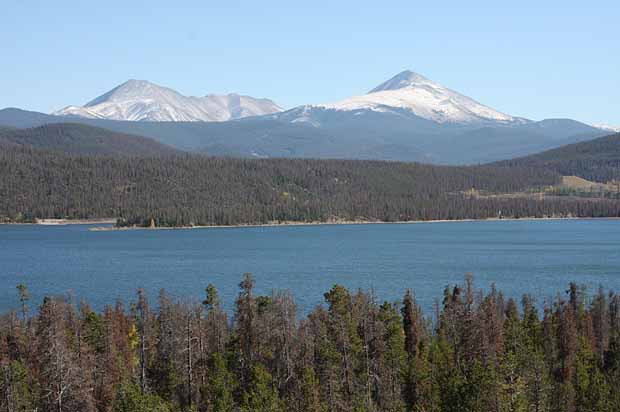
[
  {"left": 317, "top": 70, "right": 522, "bottom": 125},
  {"left": 368, "top": 70, "right": 432, "bottom": 93},
  {"left": 53, "top": 80, "right": 283, "bottom": 122},
  {"left": 84, "top": 79, "right": 179, "bottom": 106}
]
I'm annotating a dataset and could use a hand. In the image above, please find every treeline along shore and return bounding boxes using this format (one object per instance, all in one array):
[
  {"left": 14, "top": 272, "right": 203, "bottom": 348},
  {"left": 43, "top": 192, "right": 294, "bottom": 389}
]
[
  {"left": 2, "top": 275, "right": 620, "bottom": 412},
  {"left": 2, "top": 145, "right": 620, "bottom": 228}
]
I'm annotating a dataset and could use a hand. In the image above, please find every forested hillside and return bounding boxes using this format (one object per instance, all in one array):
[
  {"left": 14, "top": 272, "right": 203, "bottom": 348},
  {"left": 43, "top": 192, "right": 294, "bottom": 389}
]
[
  {"left": 0, "top": 123, "right": 179, "bottom": 156},
  {"left": 497, "top": 133, "right": 620, "bottom": 182},
  {"left": 3, "top": 146, "right": 620, "bottom": 226},
  {"left": 2, "top": 275, "right": 620, "bottom": 412}
]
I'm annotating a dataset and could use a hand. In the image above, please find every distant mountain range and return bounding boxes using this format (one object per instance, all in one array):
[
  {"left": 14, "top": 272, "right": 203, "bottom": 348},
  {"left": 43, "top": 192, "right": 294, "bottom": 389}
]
[
  {"left": 0, "top": 70, "right": 613, "bottom": 164},
  {"left": 53, "top": 79, "right": 282, "bottom": 122}
]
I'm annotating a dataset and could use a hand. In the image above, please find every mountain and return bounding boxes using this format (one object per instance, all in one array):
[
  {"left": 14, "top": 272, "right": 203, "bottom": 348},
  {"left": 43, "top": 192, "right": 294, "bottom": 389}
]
[
  {"left": 317, "top": 70, "right": 525, "bottom": 124},
  {"left": 496, "top": 132, "right": 620, "bottom": 183},
  {"left": 0, "top": 70, "right": 612, "bottom": 163},
  {"left": 274, "top": 70, "right": 529, "bottom": 128},
  {"left": 53, "top": 79, "right": 283, "bottom": 122},
  {"left": 0, "top": 123, "right": 180, "bottom": 156},
  {"left": 263, "top": 70, "right": 606, "bottom": 163}
]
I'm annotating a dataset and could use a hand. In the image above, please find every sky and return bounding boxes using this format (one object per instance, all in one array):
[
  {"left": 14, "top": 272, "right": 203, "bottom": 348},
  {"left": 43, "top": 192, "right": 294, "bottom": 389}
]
[{"left": 2, "top": 0, "right": 619, "bottom": 125}]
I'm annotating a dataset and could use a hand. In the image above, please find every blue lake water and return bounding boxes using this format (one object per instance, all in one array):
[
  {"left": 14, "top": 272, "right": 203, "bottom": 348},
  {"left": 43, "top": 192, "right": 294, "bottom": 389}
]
[{"left": 1, "top": 219, "right": 619, "bottom": 315}]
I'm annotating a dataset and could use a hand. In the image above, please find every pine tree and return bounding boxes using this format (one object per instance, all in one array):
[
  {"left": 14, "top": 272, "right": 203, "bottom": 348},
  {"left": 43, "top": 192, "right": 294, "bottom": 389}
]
[
  {"left": 241, "top": 363, "right": 282, "bottom": 412},
  {"left": 323, "top": 285, "right": 364, "bottom": 411},
  {"left": 297, "top": 366, "right": 323, "bottom": 412},
  {"left": 112, "top": 381, "right": 170, "bottom": 412},
  {"left": 201, "top": 353, "right": 235, "bottom": 412},
  {"left": 401, "top": 290, "right": 432, "bottom": 411},
  {"left": 375, "top": 302, "right": 406, "bottom": 412},
  {"left": 15, "top": 285, "right": 29, "bottom": 325},
  {"left": 0, "top": 360, "right": 34, "bottom": 412}
]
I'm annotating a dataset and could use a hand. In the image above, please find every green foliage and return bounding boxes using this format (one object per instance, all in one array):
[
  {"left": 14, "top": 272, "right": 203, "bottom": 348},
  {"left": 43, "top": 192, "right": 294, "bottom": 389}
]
[
  {"left": 112, "top": 381, "right": 171, "bottom": 412},
  {"left": 574, "top": 339, "right": 612, "bottom": 412},
  {"left": 148, "top": 357, "right": 181, "bottom": 403},
  {"left": 298, "top": 367, "right": 324, "bottom": 412},
  {"left": 241, "top": 364, "right": 282, "bottom": 412},
  {"left": 2, "top": 277, "right": 620, "bottom": 412},
  {"left": 203, "top": 284, "right": 220, "bottom": 311},
  {"left": 83, "top": 310, "right": 105, "bottom": 354},
  {"left": 11, "top": 212, "right": 35, "bottom": 223},
  {"left": 202, "top": 353, "right": 236, "bottom": 412},
  {"left": 324, "top": 285, "right": 352, "bottom": 317},
  {"left": 498, "top": 132, "right": 620, "bottom": 182},
  {"left": 15, "top": 284, "right": 29, "bottom": 321},
  {"left": 0, "top": 360, "right": 34, "bottom": 412},
  {"left": 8, "top": 144, "right": 620, "bottom": 227},
  {"left": 0, "top": 123, "right": 178, "bottom": 156}
]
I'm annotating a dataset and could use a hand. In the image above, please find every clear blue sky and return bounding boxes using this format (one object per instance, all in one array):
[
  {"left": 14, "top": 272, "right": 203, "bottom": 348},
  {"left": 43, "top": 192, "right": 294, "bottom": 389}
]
[{"left": 2, "top": 0, "right": 619, "bottom": 125}]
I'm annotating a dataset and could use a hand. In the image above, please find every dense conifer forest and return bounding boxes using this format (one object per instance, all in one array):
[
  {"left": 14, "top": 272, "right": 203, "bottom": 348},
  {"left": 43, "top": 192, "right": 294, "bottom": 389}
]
[
  {"left": 497, "top": 133, "right": 620, "bottom": 183},
  {"left": 2, "top": 275, "right": 620, "bottom": 412},
  {"left": 0, "top": 124, "right": 179, "bottom": 157},
  {"left": 2, "top": 145, "right": 620, "bottom": 227}
]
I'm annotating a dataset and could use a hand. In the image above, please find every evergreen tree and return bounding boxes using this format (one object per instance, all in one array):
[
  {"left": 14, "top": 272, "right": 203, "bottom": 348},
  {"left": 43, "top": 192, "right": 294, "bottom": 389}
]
[
  {"left": 241, "top": 363, "right": 282, "bottom": 412},
  {"left": 0, "top": 360, "right": 34, "bottom": 412},
  {"left": 112, "top": 381, "right": 170, "bottom": 412},
  {"left": 15, "top": 285, "right": 29, "bottom": 325},
  {"left": 201, "top": 353, "right": 235, "bottom": 412},
  {"left": 1, "top": 275, "right": 620, "bottom": 412}
]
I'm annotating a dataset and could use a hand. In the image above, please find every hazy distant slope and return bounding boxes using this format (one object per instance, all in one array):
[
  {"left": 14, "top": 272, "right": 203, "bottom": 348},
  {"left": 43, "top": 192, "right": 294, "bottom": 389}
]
[
  {"left": 0, "top": 123, "right": 180, "bottom": 156},
  {"left": 496, "top": 133, "right": 620, "bottom": 182},
  {"left": 0, "top": 108, "right": 60, "bottom": 128},
  {"left": 0, "top": 125, "right": 16, "bottom": 133},
  {"left": 0, "top": 108, "right": 430, "bottom": 160},
  {"left": 437, "top": 119, "right": 606, "bottom": 164},
  {"left": 0, "top": 107, "right": 608, "bottom": 164}
]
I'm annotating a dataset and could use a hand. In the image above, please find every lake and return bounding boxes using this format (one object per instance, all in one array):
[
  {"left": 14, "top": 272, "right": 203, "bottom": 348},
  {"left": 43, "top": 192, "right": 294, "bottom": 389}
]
[{"left": 1, "top": 219, "right": 619, "bottom": 315}]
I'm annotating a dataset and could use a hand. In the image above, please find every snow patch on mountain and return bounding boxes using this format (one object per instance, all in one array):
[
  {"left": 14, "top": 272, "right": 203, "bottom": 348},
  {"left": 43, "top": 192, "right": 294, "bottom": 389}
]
[
  {"left": 53, "top": 80, "right": 283, "bottom": 122},
  {"left": 593, "top": 124, "right": 620, "bottom": 133}
]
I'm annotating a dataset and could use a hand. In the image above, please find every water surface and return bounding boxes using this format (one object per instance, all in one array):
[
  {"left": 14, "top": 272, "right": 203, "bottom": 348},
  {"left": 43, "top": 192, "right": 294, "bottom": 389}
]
[{"left": 1, "top": 220, "right": 619, "bottom": 314}]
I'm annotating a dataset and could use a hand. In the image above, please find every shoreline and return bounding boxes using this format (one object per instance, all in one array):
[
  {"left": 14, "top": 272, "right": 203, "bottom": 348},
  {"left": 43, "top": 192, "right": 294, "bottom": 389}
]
[
  {"left": 88, "top": 216, "right": 620, "bottom": 232},
  {"left": 0, "top": 218, "right": 117, "bottom": 226},
  {"left": 3, "top": 216, "right": 619, "bottom": 231},
  {"left": 38, "top": 218, "right": 117, "bottom": 225}
]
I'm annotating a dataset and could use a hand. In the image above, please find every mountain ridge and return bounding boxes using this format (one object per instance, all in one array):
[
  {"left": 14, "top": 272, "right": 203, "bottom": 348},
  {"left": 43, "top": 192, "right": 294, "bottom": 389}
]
[
  {"left": 496, "top": 132, "right": 620, "bottom": 182},
  {"left": 53, "top": 79, "right": 283, "bottom": 122},
  {"left": 0, "top": 123, "right": 180, "bottom": 156},
  {"left": 1, "top": 69, "right": 613, "bottom": 164},
  {"left": 0, "top": 107, "right": 608, "bottom": 164}
]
